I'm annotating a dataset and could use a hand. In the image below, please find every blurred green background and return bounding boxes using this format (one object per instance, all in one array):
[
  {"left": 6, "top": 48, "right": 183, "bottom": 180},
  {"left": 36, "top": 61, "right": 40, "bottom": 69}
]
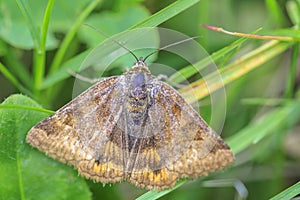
[{"left": 0, "top": 0, "right": 299, "bottom": 200}]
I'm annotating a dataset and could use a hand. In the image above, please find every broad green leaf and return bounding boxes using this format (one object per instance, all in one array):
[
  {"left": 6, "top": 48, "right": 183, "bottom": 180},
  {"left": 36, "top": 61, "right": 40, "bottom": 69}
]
[{"left": 0, "top": 94, "right": 91, "bottom": 200}]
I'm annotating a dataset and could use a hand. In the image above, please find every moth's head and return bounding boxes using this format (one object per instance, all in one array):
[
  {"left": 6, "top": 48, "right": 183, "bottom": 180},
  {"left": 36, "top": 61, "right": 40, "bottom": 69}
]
[
  {"left": 133, "top": 57, "right": 148, "bottom": 68},
  {"left": 127, "top": 57, "right": 150, "bottom": 74}
]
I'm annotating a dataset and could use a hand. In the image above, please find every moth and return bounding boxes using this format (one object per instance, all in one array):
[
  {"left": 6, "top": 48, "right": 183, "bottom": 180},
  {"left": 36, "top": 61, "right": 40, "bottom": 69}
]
[{"left": 26, "top": 36, "right": 234, "bottom": 190}]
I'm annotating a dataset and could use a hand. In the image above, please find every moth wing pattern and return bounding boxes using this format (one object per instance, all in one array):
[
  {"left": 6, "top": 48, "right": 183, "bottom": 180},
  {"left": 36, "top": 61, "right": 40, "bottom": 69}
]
[
  {"left": 26, "top": 76, "right": 128, "bottom": 183},
  {"left": 126, "top": 80, "right": 234, "bottom": 190}
]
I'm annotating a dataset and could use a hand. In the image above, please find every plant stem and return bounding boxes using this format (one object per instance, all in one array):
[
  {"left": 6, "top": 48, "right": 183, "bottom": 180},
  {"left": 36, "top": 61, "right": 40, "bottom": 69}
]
[{"left": 33, "top": 0, "right": 55, "bottom": 97}]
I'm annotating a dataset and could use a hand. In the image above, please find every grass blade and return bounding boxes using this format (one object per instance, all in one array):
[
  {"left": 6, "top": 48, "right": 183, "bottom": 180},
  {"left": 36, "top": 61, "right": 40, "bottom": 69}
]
[
  {"left": 284, "top": 43, "right": 299, "bottom": 98},
  {"left": 136, "top": 181, "right": 186, "bottom": 200},
  {"left": 269, "top": 181, "right": 300, "bottom": 200},
  {"left": 170, "top": 36, "right": 250, "bottom": 83},
  {"left": 130, "top": 0, "right": 200, "bottom": 29},
  {"left": 33, "top": 0, "right": 55, "bottom": 91},
  {"left": 33, "top": 0, "right": 55, "bottom": 96},
  {"left": 180, "top": 41, "right": 292, "bottom": 103}
]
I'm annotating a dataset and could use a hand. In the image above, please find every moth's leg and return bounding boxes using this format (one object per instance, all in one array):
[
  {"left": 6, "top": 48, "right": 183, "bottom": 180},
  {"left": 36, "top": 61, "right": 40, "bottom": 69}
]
[
  {"left": 202, "top": 179, "right": 248, "bottom": 200},
  {"left": 67, "top": 69, "right": 102, "bottom": 84}
]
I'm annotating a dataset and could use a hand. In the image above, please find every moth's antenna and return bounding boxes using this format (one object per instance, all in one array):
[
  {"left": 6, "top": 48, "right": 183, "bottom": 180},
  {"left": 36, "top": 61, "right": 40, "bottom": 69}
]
[
  {"left": 84, "top": 24, "right": 139, "bottom": 62},
  {"left": 143, "top": 36, "right": 201, "bottom": 62}
]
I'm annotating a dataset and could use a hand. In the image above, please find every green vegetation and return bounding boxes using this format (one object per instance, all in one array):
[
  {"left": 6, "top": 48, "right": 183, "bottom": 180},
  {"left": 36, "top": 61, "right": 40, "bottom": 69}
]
[{"left": 0, "top": 0, "right": 299, "bottom": 199}]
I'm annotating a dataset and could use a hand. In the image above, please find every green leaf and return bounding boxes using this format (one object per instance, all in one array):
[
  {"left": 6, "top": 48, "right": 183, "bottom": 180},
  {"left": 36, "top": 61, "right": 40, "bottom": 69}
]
[
  {"left": 265, "top": 0, "right": 288, "bottom": 26},
  {"left": 286, "top": 1, "right": 300, "bottom": 26},
  {"left": 269, "top": 181, "right": 300, "bottom": 200},
  {"left": 0, "top": 94, "right": 91, "bottom": 200},
  {"left": 130, "top": 0, "right": 200, "bottom": 28},
  {"left": 136, "top": 180, "right": 186, "bottom": 200},
  {"left": 284, "top": 43, "right": 299, "bottom": 98}
]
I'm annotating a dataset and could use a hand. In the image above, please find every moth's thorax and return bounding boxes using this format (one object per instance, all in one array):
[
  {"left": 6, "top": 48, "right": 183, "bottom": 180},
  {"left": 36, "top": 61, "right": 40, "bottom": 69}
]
[
  {"left": 124, "top": 61, "right": 154, "bottom": 129},
  {"left": 125, "top": 59, "right": 152, "bottom": 100}
]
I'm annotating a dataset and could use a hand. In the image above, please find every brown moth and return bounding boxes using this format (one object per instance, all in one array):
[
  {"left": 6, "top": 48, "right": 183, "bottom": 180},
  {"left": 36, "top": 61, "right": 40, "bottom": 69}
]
[{"left": 27, "top": 45, "right": 234, "bottom": 190}]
